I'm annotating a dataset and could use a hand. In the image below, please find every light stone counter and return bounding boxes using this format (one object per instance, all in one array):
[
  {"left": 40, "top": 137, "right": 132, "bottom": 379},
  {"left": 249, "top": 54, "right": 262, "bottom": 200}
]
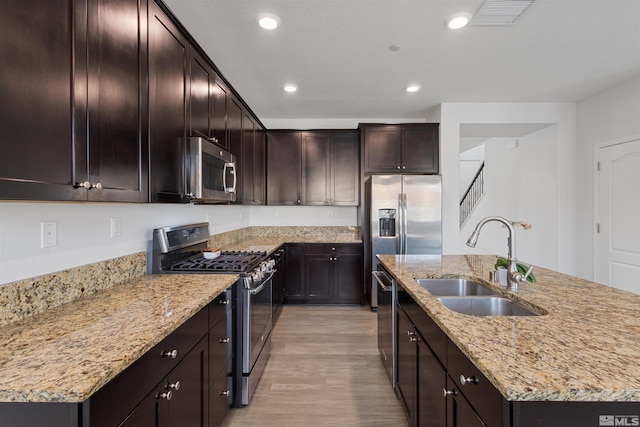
[
  {"left": 0, "top": 273, "right": 237, "bottom": 402},
  {"left": 377, "top": 254, "right": 640, "bottom": 402}
]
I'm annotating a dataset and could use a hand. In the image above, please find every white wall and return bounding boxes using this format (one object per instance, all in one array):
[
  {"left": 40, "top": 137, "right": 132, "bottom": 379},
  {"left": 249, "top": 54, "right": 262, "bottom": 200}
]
[
  {"left": 459, "top": 145, "right": 484, "bottom": 196},
  {"left": 0, "top": 202, "right": 356, "bottom": 285},
  {"left": 440, "top": 103, "right": 577, "bottom": 275},
  {"left": 575, "top": 74, "right": 640, "bottom": 280},
  {"left": 459, "top": 126, "right": 559, "bottom": 270}
]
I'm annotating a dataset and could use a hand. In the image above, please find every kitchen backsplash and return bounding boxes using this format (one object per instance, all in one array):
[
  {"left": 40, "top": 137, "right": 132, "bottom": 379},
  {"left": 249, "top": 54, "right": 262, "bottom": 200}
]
[
  {"left": 0, "top": 226, "right": 360, "bottom": 326},
  {"left": 0, "top": 252, "right": 146, "bottom": 327}
]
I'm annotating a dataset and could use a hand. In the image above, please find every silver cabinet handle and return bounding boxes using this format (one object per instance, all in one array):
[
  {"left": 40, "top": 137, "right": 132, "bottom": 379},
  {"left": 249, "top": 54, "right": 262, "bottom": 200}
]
[
  {"left": 219, "top": 338, "right": 230, "bottom": 343},
  {"left": 76, "top": 181, "right": 91, "bottom": 189},
  {"left": 460, "top": 375, "right": 478, "bottom": 385},
  {"left": 220, "top": 390, "right": 230, "bottom": 396},
  {"left": 166, "top": 381, "right": 180, "bottom": 391},
  {"left": 397, "top": 165, "right": 401, "bottom": 169},
  {"left": 218, "top": 299, "right": 230, "bottom": 305},
  {"left": 157, "top": 390, "right": 173, "bottom": 400},
  {"left": 91, "top": 182, "right": 103, "bottom": 190},
  {"left": 442, "top": 388, "right": 457, "bottom": 397},
  {"left": 407, "top": 330, "right": 419, "bottom": 342},
  {"left": 160, "top": 349, "right": 178, "bottom": 359}
]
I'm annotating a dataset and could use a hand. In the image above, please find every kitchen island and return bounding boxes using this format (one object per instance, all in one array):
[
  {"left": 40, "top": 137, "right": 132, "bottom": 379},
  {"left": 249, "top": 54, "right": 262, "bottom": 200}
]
[{"left": 378, "top": 254, "right": 640, "bottom": 426}]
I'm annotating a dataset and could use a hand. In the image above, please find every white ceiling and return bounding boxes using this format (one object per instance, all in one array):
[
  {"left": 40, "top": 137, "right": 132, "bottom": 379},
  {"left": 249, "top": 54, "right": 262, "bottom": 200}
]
[{"left": 164, "top": 0, "right": 640, "bottom": 121}]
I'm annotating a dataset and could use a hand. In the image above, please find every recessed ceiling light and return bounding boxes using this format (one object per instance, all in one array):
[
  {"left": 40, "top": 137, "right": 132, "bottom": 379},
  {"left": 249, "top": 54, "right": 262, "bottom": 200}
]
[
  {"left": 257, "top": 13, "right": 281, "bottom": 30},
  {"left": 284, "top": 84, "right": 298, "bottom": 93},
  {"left": 406, "top": 85, "right": 421, "bottom": 93},
  {"left": 447, "top": 12, "right": 472, "bottom": 29}
]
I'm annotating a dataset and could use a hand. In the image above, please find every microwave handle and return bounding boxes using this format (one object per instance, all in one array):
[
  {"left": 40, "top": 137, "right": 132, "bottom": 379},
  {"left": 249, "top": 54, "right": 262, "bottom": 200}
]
[{"left": 224, "top": 162, "right": 236, "bottom": 194}]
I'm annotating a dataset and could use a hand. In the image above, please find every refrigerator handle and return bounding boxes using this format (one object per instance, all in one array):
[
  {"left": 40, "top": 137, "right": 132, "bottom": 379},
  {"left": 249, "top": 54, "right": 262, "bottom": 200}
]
[
  {"left": 401, "top": 193, "right": 408, "bottom": 254},
  {"left": 397, "top": 193, "right": 403, "bottom": 254}
]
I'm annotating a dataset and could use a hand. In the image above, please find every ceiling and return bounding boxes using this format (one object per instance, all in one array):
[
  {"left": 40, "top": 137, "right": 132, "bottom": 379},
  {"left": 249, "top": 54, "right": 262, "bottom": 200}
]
[{"left": 164, "top": 0, "right": 640, "bottom": 121}]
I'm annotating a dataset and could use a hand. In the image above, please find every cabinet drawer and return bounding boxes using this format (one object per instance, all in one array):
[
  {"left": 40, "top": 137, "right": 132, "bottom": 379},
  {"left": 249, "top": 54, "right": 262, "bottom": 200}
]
[
  {"left": 209, "top": 287, "right": 234, "bottom": 329},
  {"left": 404, "top": 301, "right": 446, "bottom": 367},
  {"left": 90, "top": 307, "right": 208, "bottom": 427},
  {"left": 448, "top": 340, "right": 508, "bottom": 427},
  {"left": 209, "top": 369, "right": 232, "bottom": 427},
  {"left": 209, "top": 316, "right": 233, "bottom": 387},
  {"left": 304, "top": 243, "right": 362, "bottom": 255}
]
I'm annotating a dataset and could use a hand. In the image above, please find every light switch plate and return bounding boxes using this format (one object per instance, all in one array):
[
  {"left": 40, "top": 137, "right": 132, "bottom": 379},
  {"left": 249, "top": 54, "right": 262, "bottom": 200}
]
[
  {"left": 110, "top": 217, "right": 121, "bottom": 238},
  {"left": 41, "top": 222, "right": 57, "bottom": 248}
]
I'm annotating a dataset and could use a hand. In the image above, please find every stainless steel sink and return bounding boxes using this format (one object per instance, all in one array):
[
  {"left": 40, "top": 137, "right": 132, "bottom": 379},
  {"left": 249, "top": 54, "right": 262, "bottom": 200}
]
[
  {"left": 415, "top": 278, "right": 497, "bottom": 296},
  {"left": 436, "top": 296, "right": 540, "bottom": 317}
]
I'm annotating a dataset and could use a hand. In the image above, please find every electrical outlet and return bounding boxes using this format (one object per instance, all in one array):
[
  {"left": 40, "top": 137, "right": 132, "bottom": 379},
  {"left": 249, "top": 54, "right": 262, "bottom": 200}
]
[
  {"left": 110, "top": 217, "right": 121, "bottom": 238},
  {"left": 41, "top": 222, "right": 57, "bottom": 248}
]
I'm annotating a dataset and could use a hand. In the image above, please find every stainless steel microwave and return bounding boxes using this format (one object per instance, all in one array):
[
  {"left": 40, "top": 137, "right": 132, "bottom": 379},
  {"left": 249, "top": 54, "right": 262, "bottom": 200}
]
[{"left": 184, "top": 137, "right": 236, "bottom": 203}]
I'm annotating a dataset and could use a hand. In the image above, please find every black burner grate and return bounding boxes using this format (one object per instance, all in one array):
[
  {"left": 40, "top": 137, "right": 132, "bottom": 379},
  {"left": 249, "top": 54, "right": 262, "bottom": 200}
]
[{"left": 169, "top": 250, "right": 267, "bottom": 273}]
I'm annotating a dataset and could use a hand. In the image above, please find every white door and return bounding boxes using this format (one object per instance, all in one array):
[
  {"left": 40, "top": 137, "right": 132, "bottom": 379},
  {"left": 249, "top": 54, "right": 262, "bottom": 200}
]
[{"left": 597, "top": 138, "right": 640, "bottom": 294}]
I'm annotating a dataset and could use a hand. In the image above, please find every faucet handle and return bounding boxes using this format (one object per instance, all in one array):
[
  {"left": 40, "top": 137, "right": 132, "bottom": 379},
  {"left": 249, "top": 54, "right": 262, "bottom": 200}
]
[{"left": 512, "top": 264, "right": 534, "bottom": 284}]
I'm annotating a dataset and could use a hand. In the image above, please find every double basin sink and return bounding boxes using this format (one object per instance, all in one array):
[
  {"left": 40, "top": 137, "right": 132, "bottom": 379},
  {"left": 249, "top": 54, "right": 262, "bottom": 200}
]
[{"left": 415, "top": 278, "right": 541, "bottom": 317}]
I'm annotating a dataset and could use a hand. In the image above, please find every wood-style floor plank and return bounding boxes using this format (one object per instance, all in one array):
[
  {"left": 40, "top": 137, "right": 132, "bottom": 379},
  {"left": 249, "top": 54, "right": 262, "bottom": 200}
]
[{"left": 222, "top": 305, "right": 408, "bottom": 426}]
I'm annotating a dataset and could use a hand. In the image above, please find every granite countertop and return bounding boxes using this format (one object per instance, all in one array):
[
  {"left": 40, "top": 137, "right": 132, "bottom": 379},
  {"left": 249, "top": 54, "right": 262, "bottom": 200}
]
[
  {"left": 0, "top": 229, "right": 362, "bottom": 403},
  {"left": 0, "top": 273, "right": 237, "bottom": 403},
  {"left": 377, "top": 254, "right": 640, "bottom": 402}
]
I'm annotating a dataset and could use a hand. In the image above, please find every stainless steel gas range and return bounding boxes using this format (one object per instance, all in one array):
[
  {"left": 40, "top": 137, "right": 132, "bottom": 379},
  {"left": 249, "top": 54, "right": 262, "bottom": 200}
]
[{"left": 151, "top": 222, "right": 276, "bottom": 407}]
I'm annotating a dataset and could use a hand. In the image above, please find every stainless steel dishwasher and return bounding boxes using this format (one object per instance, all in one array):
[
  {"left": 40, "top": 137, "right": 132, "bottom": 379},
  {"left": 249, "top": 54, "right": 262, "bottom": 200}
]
[{"left": 373, "top": 264, "right": 395, "bottom": 387}]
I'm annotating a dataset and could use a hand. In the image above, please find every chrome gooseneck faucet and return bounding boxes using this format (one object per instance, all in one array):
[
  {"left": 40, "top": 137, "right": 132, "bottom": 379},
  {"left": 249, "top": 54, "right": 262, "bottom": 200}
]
[{"left": 466, "top": 216, "right": 533, "bottom": 292}]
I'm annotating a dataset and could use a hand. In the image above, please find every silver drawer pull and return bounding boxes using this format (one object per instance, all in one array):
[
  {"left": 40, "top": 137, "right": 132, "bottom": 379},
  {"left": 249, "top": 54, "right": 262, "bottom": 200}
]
[
  {"left": 160, "top": 349, "right": 178, "bottom": 359},
  {"left": 218, "top": 299, "right": 230, "bottom": 305},
  {"left": 157, "top": 391, "right": 172, "bottom": 401},
  {"left": 460, "top": 375, "right": 479, "bottom": 385},
  {"left": 220, "top": 390, "right": 230, "bottom": 396},
  {"left": 166, "top": 381, "right": 180, "bottom": 391},
  {"left": 442, "top": 388, "right": 457, "bottom": 397},
  {"left": 219, "top": 338, "right": 230, "bottom": 343}
]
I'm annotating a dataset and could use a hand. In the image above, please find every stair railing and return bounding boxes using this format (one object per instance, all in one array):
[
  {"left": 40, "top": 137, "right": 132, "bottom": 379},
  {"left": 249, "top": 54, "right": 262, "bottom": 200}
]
[{"left": 459, "top": 162, "right": 485, "bottom": 227}]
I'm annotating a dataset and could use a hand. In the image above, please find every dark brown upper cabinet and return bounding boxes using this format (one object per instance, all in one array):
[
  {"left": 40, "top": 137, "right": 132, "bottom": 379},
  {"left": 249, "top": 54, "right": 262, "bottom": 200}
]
[
  {"left": 148, "top": 1, "right": 189, "bottom": 203},
  {"left": 211, "top": 77, "right": 230, "bottom": 150},
  {"left": 361, "top": 123, "right": 439, "bottom": 174},
  {"left": 267, "top": 130, "right": 358, "bottom": 206},
  {"left": 0, "top": 0, "right": 148, "bottom": 202},
  {"left": 241, "top": 114, "right": 266, "bottom": 205},
  {"left": 188, "top": 50, "right": 213, "bottom": 141},
  {"left": 267, "top": 131, "right": 303, "bottom": 205},
  {"left": 302, "top": 131, "right": 359, "bottom": 206}
]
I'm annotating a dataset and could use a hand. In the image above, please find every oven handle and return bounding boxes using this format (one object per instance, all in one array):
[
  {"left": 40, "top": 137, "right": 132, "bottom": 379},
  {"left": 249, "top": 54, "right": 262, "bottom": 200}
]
[
  {"left": 372, "top": 270, "right": 393, "bottom": 292},
  {"left": 249, "top": 270, "right": 276, "bottom": 295}
]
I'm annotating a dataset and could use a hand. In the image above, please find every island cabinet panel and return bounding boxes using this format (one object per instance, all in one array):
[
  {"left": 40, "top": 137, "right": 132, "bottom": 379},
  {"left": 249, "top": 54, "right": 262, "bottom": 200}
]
[
  {"left": 396, "top": 305, "right": 418, "bottom": 426},
  {"left": 149, "top": 0, "right": 189, "bottom": 202},
  {"left": 445, "top": 375, "right": 486, "bottom": 427},
  {"left": 267, "top": 131, "right": 303, "bottom": 205},
  {"left": 361, "top": 123, "right": 439, "bottom": 174}
]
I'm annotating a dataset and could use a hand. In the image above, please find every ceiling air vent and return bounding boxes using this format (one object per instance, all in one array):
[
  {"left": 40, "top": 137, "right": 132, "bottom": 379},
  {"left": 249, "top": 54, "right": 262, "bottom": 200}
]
[{"left": 469, "top": 0, "right": 536, "bottom": 26}]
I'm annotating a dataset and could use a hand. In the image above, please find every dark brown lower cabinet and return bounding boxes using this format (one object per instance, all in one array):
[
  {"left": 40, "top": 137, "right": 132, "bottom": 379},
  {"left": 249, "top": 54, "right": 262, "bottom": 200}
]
[
  {"left": 396, "top": 305, "right": 417, "bottom": 426},
  {"left": 283, "top": 243, "right": 305, "bottom": 303},
  {"left": 445, "top": 376, "right": 485, "bottom": 427},
  {"left": 295, "top": 243, "right": 363, "bottom": 304}
]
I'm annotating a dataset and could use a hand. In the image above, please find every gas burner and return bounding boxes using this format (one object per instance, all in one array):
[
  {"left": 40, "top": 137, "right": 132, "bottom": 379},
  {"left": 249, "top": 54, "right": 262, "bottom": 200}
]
[{"left": 169, "top": 250, "right": 267, "bottom": 273}]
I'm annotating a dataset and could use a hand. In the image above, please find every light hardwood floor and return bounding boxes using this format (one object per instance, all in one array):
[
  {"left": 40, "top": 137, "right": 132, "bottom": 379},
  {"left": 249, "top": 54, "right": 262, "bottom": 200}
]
[{"left": 223, "top": 305, "right": 408, "bottom": 426}]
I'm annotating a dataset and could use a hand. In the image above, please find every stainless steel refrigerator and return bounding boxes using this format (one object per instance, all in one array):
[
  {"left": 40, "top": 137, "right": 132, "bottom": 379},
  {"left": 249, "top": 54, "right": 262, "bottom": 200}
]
[{"left": 366, "top": 175, "right": 442, "bottom": 309}]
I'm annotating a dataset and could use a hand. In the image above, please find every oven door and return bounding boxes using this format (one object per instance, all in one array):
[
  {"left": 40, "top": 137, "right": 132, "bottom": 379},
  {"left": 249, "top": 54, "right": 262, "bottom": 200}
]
[
  {"left": 244, "top": 274, "right": 273, "bottom": 372},
  {"left": 185, "top": 137, "right": 236, "bottom": 203}
]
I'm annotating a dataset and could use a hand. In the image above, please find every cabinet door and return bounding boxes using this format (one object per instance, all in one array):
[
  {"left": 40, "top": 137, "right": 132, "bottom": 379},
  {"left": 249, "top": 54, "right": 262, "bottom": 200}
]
[
  {"left": 445, "top": 376, "right": 486, "bottom": 427},
  {"left": 401, "top": 125, "right": 439, "bottom": 173},
  {"left": 331, "top": 132, "right": 359, "bottom": 205},
  {"left": 417, "top": 334, "right": 446, "bottom": 426},
  {"left": 283, "top": 244, "right": 305, "bottom": 303},
  {"left": 86, "top": 0, "right": 148, "bottom": 202},
  {"left": 211, "top": 77, "right": 228, "bottom": 149},
  {"left": 227, "top": 97, "right": 243, "bottom": 200},
  {"left": 189, "top": 51, "right": 212, "bottom": 140},
  {"left": 305, "top": 254, "right": 332, "bottom": 303},
  {"left": 239, "top": 113, "right": 265, "bottom": 205},
  {"left": 396, "top": 307, "right": 417, "bottom": 426},
  {"left": 333, "top": 253, "right": 362, "bottom": 304},
  {"left": 302, "top": 133, "right": 331, "bottom": 205},
  {"left": 267, "top": 132, "right": 302, "bottom": 205},
  {"left": 119, "top": 390, "right": 158, "bottom": 427},
  {"left": 0, "top": 0, "right": 81, "bottom": 201},
  {"left": 166, "top": 337, "right": 208, "bottom": 427},
  {"left": 362, "top": 126, "right": 401, "bottom": 173},
  {"left": 149, "top": 2, "right": 189, "bottom": 202}
]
